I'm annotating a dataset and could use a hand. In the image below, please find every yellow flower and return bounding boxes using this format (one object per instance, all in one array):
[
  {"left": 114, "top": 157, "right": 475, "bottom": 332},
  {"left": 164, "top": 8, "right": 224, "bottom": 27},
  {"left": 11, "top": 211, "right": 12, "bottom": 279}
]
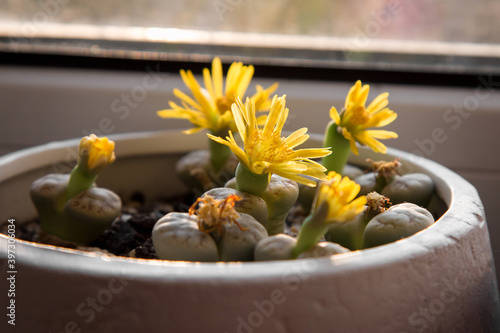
[
  {"left": 157, "top": 57, "right": 278, "bottom": 135},
  {"left": 330, "top": 80, "right": 398, "bottom": 154},
  {"left": 208, "top": 95, "right": 331, "bottom": 187},
  {"left": 313, "top": 171, "right": 367, "bottom": 223},
  {"left": 79, "top": 134, "right": 116, "bottom": 174}
]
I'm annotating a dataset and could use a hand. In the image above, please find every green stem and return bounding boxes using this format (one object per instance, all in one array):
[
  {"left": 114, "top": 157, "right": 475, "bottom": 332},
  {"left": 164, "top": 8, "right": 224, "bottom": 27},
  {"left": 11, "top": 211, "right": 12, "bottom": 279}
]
[
  {"left": 292, "top": 213, "right": 329, "bottom": 259},
  {"left": 364, "top": 208, "right": 379, "bottom": 225},
  {"left": 374, "top": 175, "right": 389, "bottom": 193},
  {"left": 235, "top": 163, "right": 270, "bottom": 197},
  {"left": 209, "top": 130, "right": 232, "bottom": 172},
  {"left": 66, "top": 165, "right": 97, "bottom": 200},
  {"left": 321, "top": 121, "right": 351, "bottom": 174}
]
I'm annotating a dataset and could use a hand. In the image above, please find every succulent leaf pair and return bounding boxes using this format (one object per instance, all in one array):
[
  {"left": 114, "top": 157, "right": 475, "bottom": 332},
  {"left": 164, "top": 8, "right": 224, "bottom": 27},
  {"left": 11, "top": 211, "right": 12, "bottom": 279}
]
[
  {"left": 153, "top": 193, "right": 267, "bottom": 262},
  {"left": 30, "top": 135, "right": 121, "bottom": 245}
]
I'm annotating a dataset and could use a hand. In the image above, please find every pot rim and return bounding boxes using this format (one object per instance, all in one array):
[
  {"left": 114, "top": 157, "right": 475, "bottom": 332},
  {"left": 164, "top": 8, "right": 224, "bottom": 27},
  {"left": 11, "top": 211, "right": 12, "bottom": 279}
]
[{"left": 0, "top": 130, "right": 483, "bottom": 281}]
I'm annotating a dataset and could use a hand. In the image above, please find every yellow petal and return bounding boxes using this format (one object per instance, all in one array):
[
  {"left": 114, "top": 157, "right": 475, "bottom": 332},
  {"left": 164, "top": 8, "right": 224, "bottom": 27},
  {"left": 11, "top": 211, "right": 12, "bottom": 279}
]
[
  {"left": 225, "top": 62, "right": 242, "bottom": 95},
  {"left": 366, "top": 92, "right": 389, "bottom": 114},
  {"left": 365, "top": 129, "right": 398, "bottom": 139},
  {"left": 356, "top": 83, "right": 370, "bottom": 105},
  {"left": 255, "top": 114, "right": 268, "bottom": 126},
  {"left": 183, "top": 127, "right": 204, "bottom": 134},
  {"left": 365, "top": 109, "right": 397, "bottom": 128},
  {"left": 252, "top": 82, "right": 279, "bottom": 111},
  {"left": 203, "top": 68, "right": 215, "bottom": 101},
  {"left": 156, "top": 109, "right": 191, "bottom": 119},
  {"left": 299, "top": 167, "right": 328, "bottom": 180},
  {"left": 231, "top": 99, "right": 247, "bottom": 139},
  {"left": 262, "top": 95, "right": 281, "bottom": 138},
  {"left": 285, "top": 128, "right": 309, "bottom": 148},
  {"left": 183, "top": 71, "right": 215, "bottom": 117},
  {"left": 329, "top": 106, "right": 341, "bottom": 124},
  {"left": 246, "top": 97, "right": 257, "bottom": 130},
  {"left": 274, "top": 102, "right": 289, "bottom": 134},
  {"left": 212, "top": 57, "right": 223, "bottom": 97},
  {"left": 288, "top": 148, "right": 332, "bottom": 159},
  {"left": 349, "top": 137, "right": 359, "bottom": 155},
  {"left": 208, "top": 133, "right": 227, "bottom": 144},
  {"left": 355, "top": 132, "right": 388, "bottom": 153},
  {"left": 304, "top": 158, "right": 328, "bottom": 171},
  {"left": 235, "top": 65, "right": 255, "bottom": 98},
  {"left": 227, "top": 131, "right": 249, "bottom": 166},
  {"left": 345, "top": 81, "right": 360, "bottom": 109},
  {"left": 282, "top": 173, "right": 318, "bottom": 187},
  {"left": 173, "top": 88, "right": 202, "bottom": 111}
]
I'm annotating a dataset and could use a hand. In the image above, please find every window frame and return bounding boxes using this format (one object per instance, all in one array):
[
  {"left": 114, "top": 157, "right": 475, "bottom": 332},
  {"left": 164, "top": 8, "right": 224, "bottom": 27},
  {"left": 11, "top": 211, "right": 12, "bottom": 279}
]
[{"left": 1, "top": 25, "right": 500, "bottom": 88}]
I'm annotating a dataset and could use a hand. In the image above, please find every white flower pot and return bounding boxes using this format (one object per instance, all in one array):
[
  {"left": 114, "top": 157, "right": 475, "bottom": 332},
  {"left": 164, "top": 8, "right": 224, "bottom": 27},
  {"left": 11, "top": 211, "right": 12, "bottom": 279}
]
[{"left": 0, "top": 130, "right": 498, "bottom": 332}]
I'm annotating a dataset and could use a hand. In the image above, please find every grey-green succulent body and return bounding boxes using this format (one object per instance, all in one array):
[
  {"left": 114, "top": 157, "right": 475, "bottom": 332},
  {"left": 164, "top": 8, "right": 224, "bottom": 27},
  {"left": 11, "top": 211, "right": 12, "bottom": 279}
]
[{"left": 30, "top": 173, "right": 121, "bottom": 244}]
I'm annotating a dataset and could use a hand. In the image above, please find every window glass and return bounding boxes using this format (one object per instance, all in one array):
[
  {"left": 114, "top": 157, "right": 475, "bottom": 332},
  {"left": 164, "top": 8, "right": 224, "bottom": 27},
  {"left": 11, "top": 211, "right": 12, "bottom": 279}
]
[
  {"left": 2, "top": 0, "right": 499, "bottom": 42},
  {"left": 1, "top": 0, "right": 499, "bottom": 75}
]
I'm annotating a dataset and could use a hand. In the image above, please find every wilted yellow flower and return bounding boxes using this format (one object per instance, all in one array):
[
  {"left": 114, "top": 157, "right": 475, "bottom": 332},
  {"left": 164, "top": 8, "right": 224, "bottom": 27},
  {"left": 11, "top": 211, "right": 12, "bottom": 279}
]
[
  {"left": 78, "top": 134, "right": 115, "bottom": 174},
  {"left": 189, "top": 194, "right": 246, "bottom": 234},
  {"left": 157, "top": 57, "right": 278, "bottom": 135},
  {"left": 330, "top": 80, "right": 398, "bottom": 154},
  {"left": 208, "top": 95, "right": 331, "bottom": 186},
  {"left": 312, "top": 171, "right": 367, "bottom": 223}
]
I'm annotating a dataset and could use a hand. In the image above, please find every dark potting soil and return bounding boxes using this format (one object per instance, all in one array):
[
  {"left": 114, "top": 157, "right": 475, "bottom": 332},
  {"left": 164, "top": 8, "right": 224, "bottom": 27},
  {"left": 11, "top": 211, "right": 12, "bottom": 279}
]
[
  {"left": 3, "top": 192, "right": 307, "bottom": 260},
  {"left": 2, "top": 192, "right": 193, "bottom": 259}
]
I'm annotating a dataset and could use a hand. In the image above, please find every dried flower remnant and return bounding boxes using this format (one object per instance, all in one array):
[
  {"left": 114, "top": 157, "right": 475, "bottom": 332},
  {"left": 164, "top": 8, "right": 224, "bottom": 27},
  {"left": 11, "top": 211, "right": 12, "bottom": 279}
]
[
  {"left": 367, "top": 158, "right": 401, "bottom": 181},
  {"left": 190, "top": 194, "right": 247, "bottom": 234}
]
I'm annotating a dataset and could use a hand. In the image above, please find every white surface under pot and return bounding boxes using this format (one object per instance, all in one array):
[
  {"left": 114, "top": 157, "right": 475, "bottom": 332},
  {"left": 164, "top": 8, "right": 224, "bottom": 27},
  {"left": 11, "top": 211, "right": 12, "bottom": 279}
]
[{"left": 0, "top": 130, "right": 498, "bottom": 333}]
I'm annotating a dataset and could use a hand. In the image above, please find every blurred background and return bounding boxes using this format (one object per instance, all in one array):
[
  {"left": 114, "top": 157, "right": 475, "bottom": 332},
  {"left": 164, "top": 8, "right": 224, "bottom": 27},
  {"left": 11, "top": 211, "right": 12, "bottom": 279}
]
[
  {"left": 1, "top": 0, "right": 499, "bottom": 283},
  {"left": 2, "top": 0, "right": 500, "bottom": 42}
]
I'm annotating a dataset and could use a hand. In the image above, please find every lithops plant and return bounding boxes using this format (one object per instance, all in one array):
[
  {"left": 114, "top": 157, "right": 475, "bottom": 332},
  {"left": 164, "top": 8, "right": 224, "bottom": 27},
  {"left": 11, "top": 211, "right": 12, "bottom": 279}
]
[
  {"left": 254, "top": 233, "right": 350, "bottom": 261},
  {"left": 175, "top": 149, "right": 238, "bottom": 193},
  {"left": 297, "top": 163, "right": 364, "bottom": 216},
  {"left": 30, "top": 135, "right": 121, "bottom": 244},
  {"left": 381, "top": 173, "right": 435, "bottom": 207},
  {"left": 152, "top": 194, "right": 268, "bottom": 262},
  {"left": 157, "top": 57, "right": 278, "bottom": 192},
  {"left": 259, "top": 175, "right": 299, "bottom": 235},
  {"left": 152, "top": 212, "right": 219, "bottom": 262},
  {"left": 152, "top": 74, "right": 438, "bottom": 262},
  {"left": 226, "top": 174, "right": 299, "bottom": 235},
  {"left": 254, "top": 234, "right": 297, "bottom": 261},
  {"left": 296, "top": 241, "right": 350, "bottom": 259},
  {"left": 355, "top": 159, "right": 435, "bottom": 207},
  {"left": 297, "top": 80, "right": 398, "bottom": 214},
  {"left": 362, "top": 202, "right": 435, "bottom": 248},
  {"left": 292, "top": 171, "right": 366, "bottom": 258},
  {"left": 204, "top": 186, "right": 269, "bottom": 225},
  {"left": 325, "top": 192, "right": 391, "bottom": 251}
]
